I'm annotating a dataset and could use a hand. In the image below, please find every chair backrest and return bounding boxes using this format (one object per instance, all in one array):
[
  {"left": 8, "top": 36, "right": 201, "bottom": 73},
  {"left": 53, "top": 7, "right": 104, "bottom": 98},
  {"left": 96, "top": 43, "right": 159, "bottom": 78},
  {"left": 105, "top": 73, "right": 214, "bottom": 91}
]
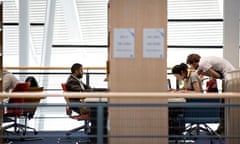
[
  {"left": 12, "top": 82, "right": 31, "bottom": 92},
  {"left": 7, "top": 82, "right": 31, "bottom": 115},
  {"left": 61, "top": 83, "right": 70, "bottom": 103},
  {"left": 61, "top": 83, "right": 68, "bottom": 91},
  {"left": 23, "top": 87, "right": 44, "bottom": 115},
  {"left": 184, "top": 98, "right": 221, "bottom": 124},
  {"left": 27, "top": 87, "right": 44, "bottom": 92},
  {"left": 61, "top": 83, "right": 73, "bottom": 116}
]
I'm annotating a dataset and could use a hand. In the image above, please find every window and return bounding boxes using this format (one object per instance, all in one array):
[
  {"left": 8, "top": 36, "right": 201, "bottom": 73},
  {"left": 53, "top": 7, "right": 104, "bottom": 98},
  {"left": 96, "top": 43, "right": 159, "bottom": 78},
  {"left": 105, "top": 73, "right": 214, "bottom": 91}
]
[{"left": 167, "top": 0, "right": 223, "bottom": 67}]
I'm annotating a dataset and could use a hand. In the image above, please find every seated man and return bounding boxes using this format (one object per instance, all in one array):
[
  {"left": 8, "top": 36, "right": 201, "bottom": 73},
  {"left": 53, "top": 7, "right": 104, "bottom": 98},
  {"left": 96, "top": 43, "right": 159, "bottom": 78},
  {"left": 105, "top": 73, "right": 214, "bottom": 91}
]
[{"left": 65, "top": 63, "right": 91, "bottom": 115}]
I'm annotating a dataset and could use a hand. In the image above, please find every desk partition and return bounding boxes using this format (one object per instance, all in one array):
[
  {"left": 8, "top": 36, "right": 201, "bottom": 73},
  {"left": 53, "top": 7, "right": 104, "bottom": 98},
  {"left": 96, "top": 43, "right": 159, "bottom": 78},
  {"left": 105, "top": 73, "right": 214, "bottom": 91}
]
[
  {"left": 225, "top": 70, "right": 240, "bottom": 144},
  {"left": 1, "top": 92, "right": 240, "bottom": 143},
  {"left": 108, "top": 0, "right": 168, "bottom": 143}
]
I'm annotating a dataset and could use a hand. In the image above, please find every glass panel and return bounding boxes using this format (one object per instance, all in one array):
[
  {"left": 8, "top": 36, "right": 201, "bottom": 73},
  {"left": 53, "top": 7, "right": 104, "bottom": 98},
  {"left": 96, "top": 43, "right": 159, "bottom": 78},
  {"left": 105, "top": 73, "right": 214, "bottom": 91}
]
[
  {"left": 51, "top": 47, "right": 108, "bottom": 67},
  {"left": 168, "top": 22, "right": 223, "bottom": 46},
  {"left": 167, "top": 48, "right": 223, "bottom": 67},
  {"left": 168, "top": 0, "right": 223, "bottom": 19}
]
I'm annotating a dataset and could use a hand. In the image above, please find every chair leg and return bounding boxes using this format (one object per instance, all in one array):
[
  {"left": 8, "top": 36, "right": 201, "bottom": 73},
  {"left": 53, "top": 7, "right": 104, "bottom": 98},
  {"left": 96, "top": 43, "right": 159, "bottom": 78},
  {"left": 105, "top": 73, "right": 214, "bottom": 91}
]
[
  {"left": 3, "top": 117, "right": 38, "bottom": 136},
  {"left": 23, "top": 115, "right": 38, "bottom": 135},
  {"left": 66, "top": 125, "right": 86, "bottom": 136},
  {"left": 66, "top": 120, "right": 90, "bottom": 136},
  {"left": 58, "top": 120, "right": 90, "bottom": 144}
]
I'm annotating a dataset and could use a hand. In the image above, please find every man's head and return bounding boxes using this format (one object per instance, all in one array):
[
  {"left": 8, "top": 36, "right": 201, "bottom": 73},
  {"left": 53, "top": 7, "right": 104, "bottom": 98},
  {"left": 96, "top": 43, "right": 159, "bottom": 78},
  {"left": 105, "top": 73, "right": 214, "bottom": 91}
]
[
  {"left": 71, "top": 63, "right": 83, "bottom": 78},
  {"left": 186, "top": 54, "right": 201, "bottom": 69}
]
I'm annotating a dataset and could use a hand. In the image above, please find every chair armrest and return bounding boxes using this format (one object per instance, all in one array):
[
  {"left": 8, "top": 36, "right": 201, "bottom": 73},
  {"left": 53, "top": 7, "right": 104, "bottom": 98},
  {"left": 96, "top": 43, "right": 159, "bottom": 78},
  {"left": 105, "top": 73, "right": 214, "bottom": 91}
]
[
  {"left": 70, "top": 113, "right": 90, "bottom": 120},
  {"left": 66, "top": 107, "right": 72, "bottom": 115}
]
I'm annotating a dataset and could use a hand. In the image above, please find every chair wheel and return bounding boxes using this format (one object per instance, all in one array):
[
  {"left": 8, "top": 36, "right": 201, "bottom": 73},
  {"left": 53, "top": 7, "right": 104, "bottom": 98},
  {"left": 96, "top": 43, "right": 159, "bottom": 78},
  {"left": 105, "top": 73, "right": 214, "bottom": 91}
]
[
  {"left": 34, "top": 131, "right": 38, "bottom": 135},
  {"left": 23, "top": 131, "right": 26, "bottom": 135},
  {"left": 16, "top": 130, "right": 20, "bottom": 134},
  {"left": 66, "top": 132, "right": 71, "bottom": 136}
]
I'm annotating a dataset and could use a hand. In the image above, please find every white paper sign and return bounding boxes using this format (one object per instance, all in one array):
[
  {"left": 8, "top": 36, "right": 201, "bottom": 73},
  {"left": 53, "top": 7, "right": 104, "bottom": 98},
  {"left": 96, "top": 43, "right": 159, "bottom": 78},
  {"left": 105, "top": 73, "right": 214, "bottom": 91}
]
[
  {"left": 143, "top": 28, "right": 164, "bottom": 58},
  {"left": 113, "top": 28, "right": 135, "bottom": 58}
]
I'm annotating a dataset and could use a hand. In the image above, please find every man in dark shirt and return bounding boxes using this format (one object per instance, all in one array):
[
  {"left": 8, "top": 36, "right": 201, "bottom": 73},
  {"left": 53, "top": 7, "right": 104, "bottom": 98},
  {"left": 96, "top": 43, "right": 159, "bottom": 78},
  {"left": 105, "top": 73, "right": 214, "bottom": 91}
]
[{"left": 66, "top": 63, "right": 91, "bottom": 114}]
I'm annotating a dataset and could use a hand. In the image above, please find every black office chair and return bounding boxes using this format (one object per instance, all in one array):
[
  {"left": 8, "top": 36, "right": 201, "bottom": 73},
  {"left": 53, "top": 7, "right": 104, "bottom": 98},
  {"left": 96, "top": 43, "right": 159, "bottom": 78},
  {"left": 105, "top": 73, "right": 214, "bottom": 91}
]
[{"left": 183, "top": 98, "right": 224, "bottom": 144}]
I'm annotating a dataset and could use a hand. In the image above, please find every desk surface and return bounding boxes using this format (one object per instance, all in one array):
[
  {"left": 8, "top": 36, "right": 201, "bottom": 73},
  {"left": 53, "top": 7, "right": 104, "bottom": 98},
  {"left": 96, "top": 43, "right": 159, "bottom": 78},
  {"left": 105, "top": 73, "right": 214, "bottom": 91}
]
[
  {"left": 168, "top": 98, "right": 185, "bottom": 103},
  {"left": 85, "top": 98, "right": 185, "bottom": 103},
  {"left": 85, "top": 98, "right": 108, "bottom": 103}
]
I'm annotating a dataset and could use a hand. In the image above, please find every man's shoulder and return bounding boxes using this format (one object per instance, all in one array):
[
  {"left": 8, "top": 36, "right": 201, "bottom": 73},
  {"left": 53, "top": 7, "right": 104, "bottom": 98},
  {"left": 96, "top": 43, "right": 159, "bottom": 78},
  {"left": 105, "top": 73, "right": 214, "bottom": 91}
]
[
  {"left": 66, "top": 75, "right": 74, "bottom": 81},
  {"left": 66, "top": 75, "right": 79, "bottom": 85}
]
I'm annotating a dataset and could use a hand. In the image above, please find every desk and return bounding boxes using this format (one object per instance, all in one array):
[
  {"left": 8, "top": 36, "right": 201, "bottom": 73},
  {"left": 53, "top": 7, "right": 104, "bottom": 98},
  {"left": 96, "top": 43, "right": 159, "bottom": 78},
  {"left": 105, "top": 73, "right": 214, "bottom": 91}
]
[
  {"left": 85, "top": 98, "right": 108, "bottom": 144},
  {"left": 86, "top": 97, "right": 184, "bottom": 143},
  {"left": 168, "top": 98, "right": 185, "bottom": 138}
]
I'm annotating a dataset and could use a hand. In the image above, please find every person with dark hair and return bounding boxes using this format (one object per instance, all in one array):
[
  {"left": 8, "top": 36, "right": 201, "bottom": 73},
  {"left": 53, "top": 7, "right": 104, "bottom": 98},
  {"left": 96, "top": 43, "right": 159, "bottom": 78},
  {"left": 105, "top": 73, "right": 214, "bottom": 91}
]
[
  {"left": 25, "top": 76, "right": 39, "bottom": 87},
  {"left": 172, "top": 63, "right": 203, "bottom": 92},
  {"left": 65, "top": 63, "right": 91, "bottom": 114},
  {"left": 186, "top": 53, "right": 235, "bottom": 80}
]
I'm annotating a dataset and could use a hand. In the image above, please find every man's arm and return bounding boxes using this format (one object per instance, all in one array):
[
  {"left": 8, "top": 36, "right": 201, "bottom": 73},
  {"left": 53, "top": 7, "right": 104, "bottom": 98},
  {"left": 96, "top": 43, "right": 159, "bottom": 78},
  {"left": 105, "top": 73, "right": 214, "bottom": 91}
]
[
  {"left": 204, "top": 68, "right": 222, "bottom": 79},
  {"left": 192, "top": 81, "right": 202, "bottom": 92}
]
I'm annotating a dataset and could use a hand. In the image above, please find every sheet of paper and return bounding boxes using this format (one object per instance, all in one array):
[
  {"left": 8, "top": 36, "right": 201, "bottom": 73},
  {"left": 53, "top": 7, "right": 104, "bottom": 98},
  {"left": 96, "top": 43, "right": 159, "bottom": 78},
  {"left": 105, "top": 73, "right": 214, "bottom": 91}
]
[
  {"left": 113, "top": 28, "right": 135, "bottom": 58},
  {"left": 143, "top": 28, "right": 164, "bottom": 58}
]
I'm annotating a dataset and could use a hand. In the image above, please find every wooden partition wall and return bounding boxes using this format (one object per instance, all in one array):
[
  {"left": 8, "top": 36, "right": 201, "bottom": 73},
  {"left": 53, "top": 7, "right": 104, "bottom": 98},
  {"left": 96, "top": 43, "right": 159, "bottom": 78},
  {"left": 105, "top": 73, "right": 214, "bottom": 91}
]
[
  {"left": 225, "top": 70, "right": 240, "bottom": 144},
  {"left": 0, "top": 2, "right": 3, "bottom": 143},
  {"left": 108, "top": 0, "right": 168, "bottom": 143}
]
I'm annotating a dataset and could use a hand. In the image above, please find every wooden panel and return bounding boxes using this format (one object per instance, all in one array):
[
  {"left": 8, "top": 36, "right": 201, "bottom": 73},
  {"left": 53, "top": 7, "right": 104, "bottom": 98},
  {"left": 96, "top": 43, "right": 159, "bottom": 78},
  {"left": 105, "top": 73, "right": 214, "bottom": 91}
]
[
  {"left": 109, "top": 98, "right": 168, "bottom": 144},
  {"left": 225, "top": 71, "right": 240, "bottom": 144},
  {"left": 108, "top": 0, "right": 168, "bottom": 143},
  {"left": 108, "top": 0, "right": 167, "bottom": 92},
  {"left": 0, "top": 2, "right": 3, "bottom": 143}
]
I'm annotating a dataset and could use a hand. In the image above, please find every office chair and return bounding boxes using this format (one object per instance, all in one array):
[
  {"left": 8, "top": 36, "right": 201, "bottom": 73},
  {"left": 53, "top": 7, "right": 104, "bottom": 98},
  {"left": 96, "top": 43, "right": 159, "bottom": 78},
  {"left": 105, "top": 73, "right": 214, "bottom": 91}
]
[
  {"left": 3, "top": 84, "right": 44, "bottom": 138},
  {"left": 3, "top": 82, "right": 31, "bottom": 135},
  {"left": 183, "top": 98, "right": 224, "bottom": 144},
  {"left": 21, "top": 86, "right": 44, "bottom": 136},
  {"left": 57, "top": 83, "right": 90, "bottom": 144}
]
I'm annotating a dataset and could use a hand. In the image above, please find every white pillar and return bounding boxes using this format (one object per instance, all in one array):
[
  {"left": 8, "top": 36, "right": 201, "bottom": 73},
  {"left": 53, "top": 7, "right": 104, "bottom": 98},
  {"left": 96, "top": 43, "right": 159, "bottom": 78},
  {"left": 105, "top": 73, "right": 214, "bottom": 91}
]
[
  {"left": 40, "top": 0, "right": 56, "bottom": 89},
  {"left": 61, "top": 0, "right": 83, "bottom": 43},
  {"left": 223, "top": 0, "right": 240, "bottom": 68},
  {"left": 41, "top": 0, "right": 56, "bottom": 67},
  {"left": 19, "top": 0, "right": 30, "bottom": 67}
]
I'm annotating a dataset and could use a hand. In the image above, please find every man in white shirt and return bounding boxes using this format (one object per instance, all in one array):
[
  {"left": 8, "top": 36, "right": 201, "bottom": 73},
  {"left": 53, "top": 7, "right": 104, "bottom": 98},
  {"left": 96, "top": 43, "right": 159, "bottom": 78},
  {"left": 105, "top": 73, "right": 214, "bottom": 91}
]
[
  {"left": 186, "top": 54, "right": 235, "bottom": 80},
  {"left": 186, "top": 53, "right": 235, "bottom": 135}
]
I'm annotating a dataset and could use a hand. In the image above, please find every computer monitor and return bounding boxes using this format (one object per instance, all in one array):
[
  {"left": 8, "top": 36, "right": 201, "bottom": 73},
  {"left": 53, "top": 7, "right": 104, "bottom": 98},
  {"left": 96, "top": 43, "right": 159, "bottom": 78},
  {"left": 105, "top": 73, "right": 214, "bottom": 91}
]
[{"left": 167, "top": 79, "right": 171, "bottom": 91}]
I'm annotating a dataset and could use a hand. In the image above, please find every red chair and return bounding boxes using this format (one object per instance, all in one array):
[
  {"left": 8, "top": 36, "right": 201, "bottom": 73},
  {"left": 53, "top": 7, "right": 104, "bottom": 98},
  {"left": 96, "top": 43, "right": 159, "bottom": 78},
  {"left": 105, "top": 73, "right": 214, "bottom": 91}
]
[
  {"left": 57, "top": 83, "right": 90, "bottom": 143},
  {"left": 3, "top": 82, "right": 31, "bottom": 134}
]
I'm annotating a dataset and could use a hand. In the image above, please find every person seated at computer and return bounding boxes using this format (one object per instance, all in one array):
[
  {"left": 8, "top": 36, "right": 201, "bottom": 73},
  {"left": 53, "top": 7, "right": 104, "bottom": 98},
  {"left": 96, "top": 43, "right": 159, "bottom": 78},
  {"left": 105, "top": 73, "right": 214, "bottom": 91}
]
[
  {"left": 65, "top": 63, "right": 91, "bottom": 115},
  {"left": 3, "top": 69, "right": 19, "bottom": 92},
  {"left": 171, "top": 63, "right": 203, "bottom": 93}
]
